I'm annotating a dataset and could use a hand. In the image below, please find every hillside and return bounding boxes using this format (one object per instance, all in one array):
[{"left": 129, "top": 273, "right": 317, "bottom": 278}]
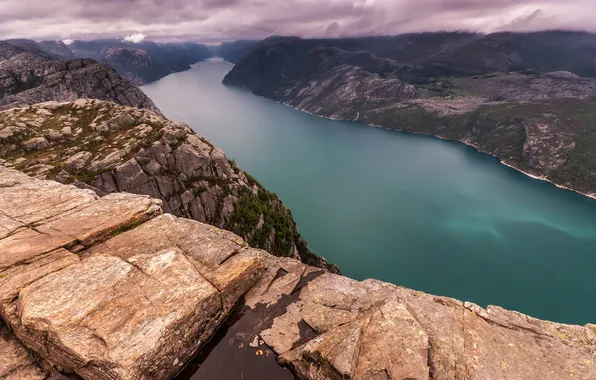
[{"left": 224, "top": 32, "right": 596, "bottom": 197}]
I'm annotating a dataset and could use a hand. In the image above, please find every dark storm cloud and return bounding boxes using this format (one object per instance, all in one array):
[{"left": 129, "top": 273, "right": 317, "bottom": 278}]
[{"left": 0, "top": 0, "right": 593, "bottom": 42}]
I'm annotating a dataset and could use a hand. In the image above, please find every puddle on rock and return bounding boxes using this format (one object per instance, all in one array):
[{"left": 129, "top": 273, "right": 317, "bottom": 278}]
[{"left": 175, "top": 303, "right": 295, "bottom": 380}]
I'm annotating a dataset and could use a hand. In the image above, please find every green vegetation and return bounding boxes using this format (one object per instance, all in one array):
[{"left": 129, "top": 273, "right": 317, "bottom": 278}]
[
  {"left": 228, "top": 188, "right": 294, "bottom": 257},
  {"left": 551, "top": 108, "right": 596, "bottom": 192}
]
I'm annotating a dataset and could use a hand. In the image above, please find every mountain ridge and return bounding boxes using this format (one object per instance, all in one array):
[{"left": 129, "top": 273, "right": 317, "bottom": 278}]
[{"left": 223, "top": 31, "right": 596, "bottom": 198}]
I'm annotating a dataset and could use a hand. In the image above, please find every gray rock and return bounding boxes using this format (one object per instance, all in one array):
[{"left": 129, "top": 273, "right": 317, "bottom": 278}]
[
  {"left": 63, "top": 151, "right": 92, "bottom": 170},
  {"left": 0, "top": 44, "right": 161, "bottom": 114},
  {"left": 23, "top": 136, "right": 49, "bottom": 150}
]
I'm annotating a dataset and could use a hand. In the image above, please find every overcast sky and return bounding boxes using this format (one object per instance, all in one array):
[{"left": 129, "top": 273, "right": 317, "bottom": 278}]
[{"left": 0, "top": 0, "right": 594, "bottom": 43}]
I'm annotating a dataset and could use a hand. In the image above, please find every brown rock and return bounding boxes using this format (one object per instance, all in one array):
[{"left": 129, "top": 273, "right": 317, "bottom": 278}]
[{"left": 0, "top": 321, "right": 47, "bottom": 380}]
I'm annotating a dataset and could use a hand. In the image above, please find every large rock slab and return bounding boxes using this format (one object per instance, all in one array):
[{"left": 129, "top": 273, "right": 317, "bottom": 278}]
[
  {"left": 0, "top": 166, "right": 162, "bottom": 271},
  {"left": 0, "top": 166, "right": 264, "bottom": 380},
  {"left": 236, "top": 256, "right": 596, "bottom": 380}
]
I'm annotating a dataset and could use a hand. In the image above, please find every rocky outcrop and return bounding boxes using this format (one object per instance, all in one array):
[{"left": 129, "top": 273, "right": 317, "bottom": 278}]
[
  {"left": 283, "top": 65, "right": 419, "bottom": 120},
  {"left": 224, "top": 35, "right": 596, "bottom": 197},
  {"left": 0, "top": 54, "right": 160, "bottom": 113},
  {"left": 0, "top": 99, "right": 335, "bottom": 271},
  {"left": 0, "top": 166, "right": 263, "bottom": 380},
  {"left": 0, "top": 166, "right": 594, "bottom": 380}
]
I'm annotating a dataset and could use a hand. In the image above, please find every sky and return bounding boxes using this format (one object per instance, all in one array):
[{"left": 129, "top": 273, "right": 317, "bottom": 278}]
[{"left": 0, "top": 0, "right": 594, "bottom": 43}]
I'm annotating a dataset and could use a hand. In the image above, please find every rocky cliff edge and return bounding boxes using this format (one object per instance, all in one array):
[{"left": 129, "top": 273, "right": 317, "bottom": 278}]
[
  {"left": 0, "top": 99, "right": 335, "bottom": 271},
  {"left": 0, "top": 165, "right": 594, "bottom": 380}
]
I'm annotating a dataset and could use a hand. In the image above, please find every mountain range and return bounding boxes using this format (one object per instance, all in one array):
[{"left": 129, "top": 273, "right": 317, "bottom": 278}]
[
  {"left": 223, "top": 31, "right": 596, "bottom": 198},
  {"left": 5, "top": 38, "right": 213, "bottom": 85},
  {"left": 1, "top": 30, "right": 595, "bottom": 380}
]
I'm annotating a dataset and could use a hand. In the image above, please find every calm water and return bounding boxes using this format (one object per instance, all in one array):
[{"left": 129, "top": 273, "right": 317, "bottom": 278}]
[{"left": 143, "top": 58, "right": 596, "bottom": 325}]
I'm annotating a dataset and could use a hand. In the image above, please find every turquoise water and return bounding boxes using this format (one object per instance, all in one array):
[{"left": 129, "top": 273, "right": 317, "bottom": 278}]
[{"left": 143, "top": 58, "right": 596, "bottom": 325}]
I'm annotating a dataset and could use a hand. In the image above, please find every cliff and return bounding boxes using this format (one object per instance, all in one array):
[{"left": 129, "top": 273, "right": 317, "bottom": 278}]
[
  {"left": 0, "top": 43, "right": 160, "bottom": 114},
  {"left": 224, "top": 33, "right": 596, "bottom": 197},
  {"left": 0, "top": 166, "right": 594, "bottom": 380},
  {"left": 0, "top": 99, "right": 335, "bottom": 271}
]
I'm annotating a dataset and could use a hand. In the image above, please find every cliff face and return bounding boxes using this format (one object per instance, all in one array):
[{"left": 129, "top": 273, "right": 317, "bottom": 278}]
[
  {"left": 0, "top": 44, "right": 160, "bottom": 114},
  {"left": 0, "top": 99, "right": 335, "bottom": 271},
  {"left": 224, "top": 34, "right": 596, "bottom": 197},
  {"left": 0, "top": 166, "right": 594, "bottom": 380}
]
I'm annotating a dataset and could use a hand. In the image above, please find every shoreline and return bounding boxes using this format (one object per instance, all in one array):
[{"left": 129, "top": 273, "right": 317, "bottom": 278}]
[{"left": 276, "top": 100, "right": 596, "bottom": 202}]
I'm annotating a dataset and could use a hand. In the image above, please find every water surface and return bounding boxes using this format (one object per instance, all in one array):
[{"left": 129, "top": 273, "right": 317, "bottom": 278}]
[{"left": 143, "top": 58, "right": 596, "bottom": 325}]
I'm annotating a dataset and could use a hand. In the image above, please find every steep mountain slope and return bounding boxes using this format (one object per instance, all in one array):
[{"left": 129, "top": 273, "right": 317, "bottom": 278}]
[
  {"left": 0, "top": 99, "right": 337, "bottom": 271},
  {"left": 0, "top": 42, "right": 160, "bottom": 113},
  {"left": 69, "top": 39, "right": 212, "bottom": 84},
  {"left": 224, "top": 32, "right": 596, "bottom": 197}
]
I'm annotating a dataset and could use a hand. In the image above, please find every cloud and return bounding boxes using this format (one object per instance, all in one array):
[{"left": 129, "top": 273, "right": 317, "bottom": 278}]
[
  {"left": 62, "top": 38, "right": 74, "bottom": 45},
  {"left": 123, "top": 32, "right": 146, "bottom": 43},
  {"left": 0, "top": 0, "right": 594, "bottom": 43}
]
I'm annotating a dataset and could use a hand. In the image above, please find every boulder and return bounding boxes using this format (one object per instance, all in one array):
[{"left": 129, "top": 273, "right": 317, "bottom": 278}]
[
  {"left": 63, "top": 151, "right": 92, "bottom": 170},
  {"left": 23, "top": 136, "right": 49, "bottom": 150}
]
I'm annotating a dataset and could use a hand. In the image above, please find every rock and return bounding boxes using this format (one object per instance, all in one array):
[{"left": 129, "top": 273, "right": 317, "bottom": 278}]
[
  {"left": 23, "top": 136, "right": 49, "bottom": 150},
  {"left": 63, "top": 151, "right": 92, "bottom": 170},
  {"left": 88, "top": 150, "right": 122, "bottom": 172},
  {"left": 0, "top": 167, "right": 594, "bottom": 380},
  {"left": 0, "top": 169, "right": 162, "bottom": 271},
  {"left": 236, "top": 255, "right": 596, "bottom": 380},
  {"left": 0, "top": 321, "right": 47, "bottom": 380}
]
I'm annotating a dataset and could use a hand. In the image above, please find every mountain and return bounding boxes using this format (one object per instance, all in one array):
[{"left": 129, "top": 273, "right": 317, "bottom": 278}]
[
  {"left": 224, "top": 32, "right": 596, "bottom": 198},
  {"left": 68, "top": 39, "right": 213, "bottom": 84},
  {"left": 213, "top": 40, "right": 259, "bottom": 63},
  {"left": 0, "top": 42, "right": 159, "bottom": 112},
  {"left": 7, "top": 38, "right": 76, "bottom": 60}
]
